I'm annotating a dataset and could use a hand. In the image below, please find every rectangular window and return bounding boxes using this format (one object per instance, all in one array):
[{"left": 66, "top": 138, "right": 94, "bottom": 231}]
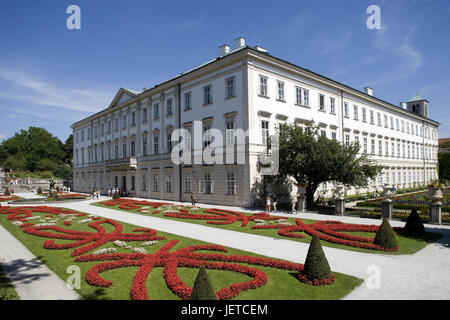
[
  {"left": 184, "top": 92, "right": 192, "bottom": 111},
  {"left": 101, "top": 123, "right": 104, "bottom": 136},
  {"left": 167, "top": 133, "right": 172, "bottom": 152},
  {"left": 153, "top": 175, "right": 159, "bottom": 192},
  {"left": 115, "top": 118, "right": 119, "bottom": 132},
  {"left": 363, "top": 137, "right": 368, "bottom": 154},
  {"left": 204, "top": 173, "right": 212, "bottom": 194},
  {"left": 319, "top": 94, "right": 325, "bottom": 111},
  {"left": 184, "top": 175, "right": 192, "bottom": 193},
  {"left": 131, "top": 176, "right": 135, "bottom": 191},
  {"left": 331, "top": 131, "right": 337, "bottom": 140},
  {"left": 115, "top": 144, "right": 119, "bottom": 159},
  {"left": 153, "top": 135, "right": 159, "bottom": 155},
  {"left": 390, "top": 117, "right": 394, "bottom": 130},
  {"left": 377, "top": 113, "right": 382, "bottom": 126},
  {"left": 385, "top": 141, "right": 389, "bottom": 157},
  {"left": 259, "top": 76, "right": 268, "bottom": 96},
  {"left": 142, "top": 108, "right": 148, "bottom": 122},
  {"left": 370, "top": 110, "right": 375, "bottom": 124},
  {"left": 203, "top": 124, "right": 212, "bottom": 148},
  {"left": 378, "top": 140, "right": 382, "bottom": 156},
  {"left": 131, "top": 141, "right": 136, "bottom": 157},
  {"left": 226, "top": 119, "right": 235, "bottom": 145},
  {"left": 226, "top": 77, "right": 235, "bottom": 99},
  {"left": 303, "top": 89, "right": 309, "bottom": 106},
  {"left": 371, "top": 139, "right": 375, "bottom": 155},
  {"left": 330, "top": 98, "right": 336, "bottom": 114},
  {"left": 141, "top": 173, "right": 147, "bottom": 191},
  {"left": 131, "top": 112, "right": 136, "bottom": 126},
  {"left": 165, "top": 175, "right": 172, "bottom": 193},
  {"left": 296, "top": 87, "right": 302, "bottom": 104},
  {"left": 143, "top": 139, "right": 147, "bottom": 156},
  {"left": 396, "top": 119, "right": 400, "bottom": 131},
  {"left": 153, "top": 103, "right": 159, "bottom": 120},
  {"left": 87, "top": 128, "right": 91, "bottom": 140},
  {"left": 203, "top": 85, "right": 212, "bottom": 105},
  {"left": 122, "top": 143, "right": 127, "bottom": 158},
  {"left": 353, "top": 105, "right": 358, "bottom": 120},
  {"left": 345, "top": 134, "right": 350, "bottom": 146},
  {"left": 166, "top": 98, "right": 173, "bottom": 116},
  {"left": 277, "top": 81, "right": 284, "bottom": 101},
  {"left": 384, "top": 115, "right": 388, "bottom": 128},
  {"left": 362, "top": 108, "right": 367, "bottom": 122},
  {"left": 122, "top": 115, "right": 127, "bottom": 129},
  {"left": 226, "top": 172, "right": 236, "bottom": 195},
  {"left": 261, "top": 120, "right": 269, "bottom": 145},
  {"left": 94, "top": 126, "right": 98, "bottom": 138}
]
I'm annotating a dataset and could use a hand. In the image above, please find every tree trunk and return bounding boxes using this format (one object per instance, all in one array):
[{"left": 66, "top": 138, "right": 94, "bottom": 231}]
[{"left": 306, "top": 185, "right": 317, "bottom": 209}]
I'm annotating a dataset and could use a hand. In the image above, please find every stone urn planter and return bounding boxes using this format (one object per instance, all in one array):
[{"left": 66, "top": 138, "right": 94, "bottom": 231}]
[
  {"left": 428, "top": 186, "right": 443, "bottom": 203},
  {"left": 334, "top": 184, "right": 345, "bottom": 198},
  {"left": 382, "top": 185, "right": 393, "bottom": 199}
]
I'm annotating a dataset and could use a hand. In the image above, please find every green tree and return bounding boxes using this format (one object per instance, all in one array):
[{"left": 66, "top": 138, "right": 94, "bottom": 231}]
[
  {"left": 303, "top": 234, "right": 332, "bottom": 281},
  {"left": 190, "top": 265, "right": 217, "bottom": 300},
  {"left": 53, "top": 164, "right": 73, "bottom": 181},
  {"left": 278, "top": 122, "right": 383, "bottom": 208},
  {"left": 373, "top": 218, "right": 398, "bottom": 249},
  {"left": 63, "top": 134, "right": 73, "bottom": 167}
]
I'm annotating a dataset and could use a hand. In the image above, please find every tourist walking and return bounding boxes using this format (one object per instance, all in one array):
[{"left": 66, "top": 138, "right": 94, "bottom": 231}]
[
  {"left": 107, "top": 188, "right": 111, "bottom": 197},
  {"left": 291, "top": 194, "right": 297, "bottom": 214},
  {"left": 265, "top": 196, "right": 271, "bottom": 213},
  {"left": 272, "top": 195, "right": 278, "bottom": 212},
  {"left": 190, "top": 192, "right": 196, "bottom": 206}
]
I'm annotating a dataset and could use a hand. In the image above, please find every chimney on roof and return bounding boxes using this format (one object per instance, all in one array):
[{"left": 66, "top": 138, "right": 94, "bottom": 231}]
[
  {"left": 234, "top": 37, "right": 246, "bottom": 50},
  {"left": 219, "top": 44, "right": 230, "bottom": 57},
  {"left": 400, "top": 102, "right": 407, "bottom": 110},
  {"left": 364, "top": 87, "right": 373, "bottom": 96}
]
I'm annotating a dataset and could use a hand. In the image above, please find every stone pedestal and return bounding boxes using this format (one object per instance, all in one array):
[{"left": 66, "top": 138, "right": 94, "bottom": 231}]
[
  {"left": 335, "top": 197, "right": 345, "bottom": 216},
  {"left": 297, "top": 195, "right": 306, "bottom": 213},
  {"left": 429, "top": 202, "right": 442, "bottom": 225},
  {"left": 381, "top": 199, "right": 393, "bottom": 220}
]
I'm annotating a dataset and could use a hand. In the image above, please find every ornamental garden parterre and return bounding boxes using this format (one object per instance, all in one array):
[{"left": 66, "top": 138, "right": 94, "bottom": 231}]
[
  {"left": 0, "top": 205, "right": 363, "bottom": 300},
  {"left": 95, "top": 198, "right": 441, "bottom": 255}
]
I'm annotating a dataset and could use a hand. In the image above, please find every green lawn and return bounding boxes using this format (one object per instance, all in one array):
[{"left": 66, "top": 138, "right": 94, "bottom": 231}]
[
  {"left": 0, "top": 207, "right": 363, "bottom": 300},
  {"left": 0, "top": 264, "right": 20, "bottom": 300},
  {"left": 93, "top": 202, "right": 441, "bottom": 255}
]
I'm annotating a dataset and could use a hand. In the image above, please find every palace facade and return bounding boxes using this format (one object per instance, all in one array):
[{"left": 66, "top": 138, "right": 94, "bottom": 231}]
[{"left": 72, "top": 38, "right": 440, "bottom": 207}]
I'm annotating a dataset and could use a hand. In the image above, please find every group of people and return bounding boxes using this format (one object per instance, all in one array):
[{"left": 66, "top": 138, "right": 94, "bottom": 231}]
[
  {"left": 265, "top": 195, "right": 278, "bottom": 213},
  {"left": 106, "top": 187, "right": 129, "bottom": 198},
  {"left": 90, "top": 189, "right": 101, "bottom": 199}
]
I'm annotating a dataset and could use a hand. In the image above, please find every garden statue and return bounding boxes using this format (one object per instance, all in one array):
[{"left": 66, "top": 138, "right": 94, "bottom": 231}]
[{"left": 49, "top": 178, "right": 56, "bottom": 190}]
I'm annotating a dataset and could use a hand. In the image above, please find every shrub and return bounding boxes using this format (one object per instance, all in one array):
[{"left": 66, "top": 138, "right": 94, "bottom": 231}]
[
  {"left": 403, "top": 209, "right": 426, "bottom": 236},
  {"left": 373, "top": 218, "right": 398, "bottom": 249},
  {"left": 302, "top": 234, "right": 332, "bottom": 281},
  {"left": 4, "top": 188, "right": 10, "bottom": 196},
  {"left": 190, "top": 265, "right": 217, "bottom": 300},
  {"left": 112, "top": 190, "right": 120, "bottom": 199}
]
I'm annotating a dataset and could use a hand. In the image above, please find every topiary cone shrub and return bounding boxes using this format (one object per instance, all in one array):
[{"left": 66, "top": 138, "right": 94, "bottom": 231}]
[
  {"left": 403, "top": 209, "right": 426, "bottom": 236},
  {"left": 190, "top": 265, "right": 217, "bottom": 300},
  {"left": 37, "top": 187, "right": 42, "bottom": 195},
  {"left": 373, "top": 218, "right": 398, "bottom": 250},
  {"left": 299, "top": 234, "right": 335, "bottom": 286},
  {"left": 4, "top": 188, "right": 10, "bottom": 196},
  {"left": 112, "top": 190, "right": 120, "bottom": 199}
]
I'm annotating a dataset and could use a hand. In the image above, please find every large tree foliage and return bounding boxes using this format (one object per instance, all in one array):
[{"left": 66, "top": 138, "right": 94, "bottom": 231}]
[
  {"left": 0, "top": 127, "right": 72, "bottom": 178},
  {"left": 277, "top": 122, "right": 383, "bottom": 208},
  {"left": 438, "top": 143, "right": 450, "bottom": 181}
]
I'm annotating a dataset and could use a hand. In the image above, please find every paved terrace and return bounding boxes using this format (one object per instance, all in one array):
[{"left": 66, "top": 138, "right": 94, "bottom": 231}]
[{"left": 1, "top": 192, "right": 449, "bottom": 300}]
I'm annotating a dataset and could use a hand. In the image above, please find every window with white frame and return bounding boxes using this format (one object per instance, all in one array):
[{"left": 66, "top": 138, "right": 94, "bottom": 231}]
[
  {"left": 363, "top": 137, "right": 368, "bottom": 154},
  {"left": 353, "top": 105, "right": 358, "bottom": 120},
  {"left": 153, "top": 134, "right": 159, "bottom": 155},
  {"left": 261, "top": 120, "right": 269, "bottom": 145},
  {"left": 377, "top": 112, "right": 382, "bottom": 126},
  {"left": 141, "top": 173, "right": 147, "bottom": 191},
  {"left": 371, "top": 139, "right": 375, "bottom": 155},
  {"left": 204, "top": 85, "right": 212, "bottom": 105},
  {"left": 153, "top": 174, "right": 159, "bottom": 192},
  {"left": 226, "top": 77, "right": 235, "bottom": 99},
  {"left": 184, "top": 92, "right": 192, "bottom": 111},
  {"left": 362, "top": 108, "right": 367, "bottom": 122},
  {"left": 259, "top": 76, "right": 268, "bottom": 97},
  {"left": 122, "top": 115, "right": 127, "bottom": 129},
  {"left": 226, "top": 118, "right": 235, "bottom": 145},
  {"left": 384, "top": 115, "right": 388, "bottom": 128},
  {"left": 296, "top": 87, "right": 302, "bottom": 104},
  {"left": 330, "top": 98, "right": 336, "bottom": 114},
  {"left": 184, "top": 174, "right": 192, "bottom": 193},
  {"left": 303, "top": 89, "right": 309, "bottom": 106},
  {"left": 166, "top": 98, "right": 173, "bottom": 116},
  {"left": 142, "top": 108, "right": 148, "bottom": 122},
  {"left": 378, "top": 139, "right": 382, "bottom": 156},
  {"left": 370, "top": 110, "right": 375, "bottom": 124},
  {"left": 319, "top": 94, "right": 326, "bottom": 112},
  {"left": 115, "top": 118, "right": 119, "bottom": 132},
  {"left": 203, "top": 123, "right": 211, "bottom": 148},
  {"left": 204, "top": 173, "right": 212, "bottom": 194},
  {"left": 165, "top": 174, "right": 172, "bottom": 192},
  {"left": 167, "top": 133, "right": 173, "bottom": 153},
  {"left": 143, "top": 138, "right": 147, "bottom": 156},
  {"left": 131, "top": 112, "right": 136, "bottom": 126},
  {"left": 277, "top": 81, "right": 285, "bottom": 101},
  {"left": 345, "top": 134, "right": 350, "bottom": 146},
  {"left": 226, "top": 172, "right": 236, "bottom": 195},
  {"left": 153, "top": 103, "right": 160, "bottom": 120}
]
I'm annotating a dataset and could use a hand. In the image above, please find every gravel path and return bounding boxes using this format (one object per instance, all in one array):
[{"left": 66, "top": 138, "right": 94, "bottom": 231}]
[{"left": 2, "top": 192, "right": 450, "bottom": 300}]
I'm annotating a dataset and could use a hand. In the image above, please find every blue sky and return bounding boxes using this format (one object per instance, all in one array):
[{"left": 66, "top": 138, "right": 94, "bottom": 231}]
[{"left": 0, "top": 0, "right": 449, "bottom": 143}]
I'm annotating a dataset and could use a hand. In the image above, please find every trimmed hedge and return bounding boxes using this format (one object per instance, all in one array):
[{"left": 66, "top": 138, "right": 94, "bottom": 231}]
[
  {"left": 190, "top": 265, "right": 217, "bottom": 300},
  {"left": 373, "top": 218, "right": 398, "bottom": 249},
  {"left": 303, "top": 234, "right": 332, "bottom": 281}
]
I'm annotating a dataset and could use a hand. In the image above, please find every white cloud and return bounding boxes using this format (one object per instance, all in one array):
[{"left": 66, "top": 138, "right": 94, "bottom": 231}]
[{"left": 0, "top": 66, "right": 114, "bottom": 113}]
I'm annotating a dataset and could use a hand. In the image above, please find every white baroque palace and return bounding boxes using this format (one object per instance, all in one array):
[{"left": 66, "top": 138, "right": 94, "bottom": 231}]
[{"left": 72, "top": 38, "right": 440, "bottom": 207}]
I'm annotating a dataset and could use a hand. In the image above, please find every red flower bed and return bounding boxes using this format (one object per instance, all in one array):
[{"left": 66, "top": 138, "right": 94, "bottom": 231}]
[
  {"left": 0, "top": 196, "right": 18, "bottom": 201},
  {"left": 0, "top": 205, "right": 339, "bottom": 300},
  {"left": 252, "top": 219, "right": 400, "bottom": 251},
  {"left": 97, "top": 199, "right": 402, "bottom": 251}
]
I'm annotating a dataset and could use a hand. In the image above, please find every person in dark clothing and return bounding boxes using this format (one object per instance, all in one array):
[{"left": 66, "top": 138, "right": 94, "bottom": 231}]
[
  {"left": 272, "top": 195, "right": 278, "bottom": 212},
  {"left": 191, "top": 192, "right": 196, "bottom": 206}
]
